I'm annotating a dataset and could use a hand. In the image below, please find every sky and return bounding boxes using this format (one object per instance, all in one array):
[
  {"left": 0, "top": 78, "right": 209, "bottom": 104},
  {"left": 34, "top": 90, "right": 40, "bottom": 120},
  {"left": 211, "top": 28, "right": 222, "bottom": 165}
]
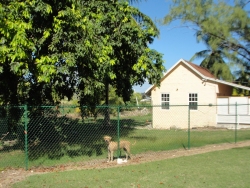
[{"left": 132, "top": 0, "right": 207, "bottom": 93}]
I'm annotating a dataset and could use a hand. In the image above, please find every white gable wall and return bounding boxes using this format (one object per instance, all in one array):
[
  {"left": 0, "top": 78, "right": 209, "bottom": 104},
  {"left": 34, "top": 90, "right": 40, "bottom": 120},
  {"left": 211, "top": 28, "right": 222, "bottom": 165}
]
[{"left": 151, "top": 63, "right": 217, "bottom": 129}]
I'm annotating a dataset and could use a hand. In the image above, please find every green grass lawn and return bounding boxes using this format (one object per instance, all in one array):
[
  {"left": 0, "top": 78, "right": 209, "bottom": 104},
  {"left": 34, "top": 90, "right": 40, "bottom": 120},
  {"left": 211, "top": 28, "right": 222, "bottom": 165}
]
[
  {"left": 1, "top": 110, "right": 249, "bottom": 170},
  {"left": 1, "top": 128, "right": 250, "bottom": 170},
  {"left": 13, "top": 146, "right": 250, "bottom": 188}
]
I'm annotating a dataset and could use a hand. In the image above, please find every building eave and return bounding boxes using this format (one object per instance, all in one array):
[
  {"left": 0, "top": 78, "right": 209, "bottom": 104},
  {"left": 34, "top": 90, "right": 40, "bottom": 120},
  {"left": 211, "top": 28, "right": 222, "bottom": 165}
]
[{"left": 145, "top": 58, "right": 250, "bottom": 95}]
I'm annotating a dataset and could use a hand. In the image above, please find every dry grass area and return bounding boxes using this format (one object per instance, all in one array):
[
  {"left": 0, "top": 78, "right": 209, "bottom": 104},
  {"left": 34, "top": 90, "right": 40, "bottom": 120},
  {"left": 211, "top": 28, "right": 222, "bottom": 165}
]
[{"left": 1, "top": 140, "right": 250, "bottom": 188}]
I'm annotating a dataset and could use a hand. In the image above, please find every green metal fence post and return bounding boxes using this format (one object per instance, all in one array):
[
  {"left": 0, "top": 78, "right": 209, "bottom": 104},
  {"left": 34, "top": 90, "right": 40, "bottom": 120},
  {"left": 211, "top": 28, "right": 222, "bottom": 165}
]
[
  {"left": 24, "top": 104, "right": 28, "bottom": 170},
  {"left": 188, "top": 105, "right": 191, "bottom": 149},
  {"left": 117, "top": 106, "right": 120, "bottom": 158},
  {"left": 235, "top": 102, "right": 238, "bottom": 143}
]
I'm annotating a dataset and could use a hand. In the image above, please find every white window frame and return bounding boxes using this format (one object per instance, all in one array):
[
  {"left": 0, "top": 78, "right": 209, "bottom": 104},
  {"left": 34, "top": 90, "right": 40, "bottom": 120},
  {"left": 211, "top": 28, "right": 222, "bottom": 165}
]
[
  {"left": 189, "top": 93, "right": 198, "bottom": 110},
  {"left": 161, "top": 93, "right": 170, "bottom": 110}
]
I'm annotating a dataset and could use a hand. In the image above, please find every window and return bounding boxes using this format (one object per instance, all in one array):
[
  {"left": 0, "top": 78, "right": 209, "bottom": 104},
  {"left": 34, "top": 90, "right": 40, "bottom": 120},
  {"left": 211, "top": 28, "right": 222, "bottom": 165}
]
[
  {"left": 189, "top": 93, "right": 198, "bottom": 110},
  {"left": 161, "top": 93, "right": 170, "bottom": 109}
]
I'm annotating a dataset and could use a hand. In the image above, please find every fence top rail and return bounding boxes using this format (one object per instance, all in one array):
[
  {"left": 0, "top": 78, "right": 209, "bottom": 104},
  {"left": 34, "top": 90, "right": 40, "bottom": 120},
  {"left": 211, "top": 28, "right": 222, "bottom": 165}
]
[{"left": 0, "top": 103, "right": 249, "bottom": 108}]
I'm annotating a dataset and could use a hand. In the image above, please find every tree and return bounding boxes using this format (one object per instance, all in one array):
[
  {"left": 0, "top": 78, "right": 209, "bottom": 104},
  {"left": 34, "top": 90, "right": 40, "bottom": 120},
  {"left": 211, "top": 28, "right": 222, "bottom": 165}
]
[
  {"left": 0, "top": 0, "right": 165, "bottom": 128},
  {"left": 79, "top": 1, "right": 164, "bottom": 124},
  {"left": 190, "top": 49, "right": 234, "bottom": 81},
  {"left": 163, "top": 0, "right": 250, "bottom": 82},
  {"left": 0, "top": 0, "right": 165, "bottom": 104},
  {"left": 232, "top": 61, "right": 250, "bottom": 95}
]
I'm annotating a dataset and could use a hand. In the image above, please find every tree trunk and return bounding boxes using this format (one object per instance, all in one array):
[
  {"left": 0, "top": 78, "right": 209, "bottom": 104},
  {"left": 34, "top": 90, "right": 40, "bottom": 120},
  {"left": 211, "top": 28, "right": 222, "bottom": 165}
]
[{"left": 104, "top": 80, "right": 111, "bottom": 126}]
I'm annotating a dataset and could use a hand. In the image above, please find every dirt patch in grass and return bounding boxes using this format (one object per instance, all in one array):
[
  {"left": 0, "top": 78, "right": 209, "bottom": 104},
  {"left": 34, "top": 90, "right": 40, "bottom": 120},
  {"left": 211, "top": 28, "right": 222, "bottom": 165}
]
[{"left": 1, "top": 140, "right": 250, "bottom": 188}]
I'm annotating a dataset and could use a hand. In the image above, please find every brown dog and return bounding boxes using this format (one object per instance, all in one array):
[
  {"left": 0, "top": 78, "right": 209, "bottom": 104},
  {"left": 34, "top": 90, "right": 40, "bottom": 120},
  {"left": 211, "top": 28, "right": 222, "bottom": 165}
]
[{"left": 103, "top": 136, "right": 134, "bottom": 162}]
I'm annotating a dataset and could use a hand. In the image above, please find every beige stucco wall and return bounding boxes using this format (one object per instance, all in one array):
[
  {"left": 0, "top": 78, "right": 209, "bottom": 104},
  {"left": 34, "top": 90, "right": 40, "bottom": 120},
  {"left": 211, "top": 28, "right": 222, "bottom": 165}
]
[{"left": 151, "top": 63, "right": 218, "bottom": 129}]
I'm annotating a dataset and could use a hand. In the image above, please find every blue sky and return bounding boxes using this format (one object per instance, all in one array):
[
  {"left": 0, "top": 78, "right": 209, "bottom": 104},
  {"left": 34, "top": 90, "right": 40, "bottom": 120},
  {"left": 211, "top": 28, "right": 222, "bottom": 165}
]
[{"left": 132, "top": 0, "right": 207, "bottom": 93}]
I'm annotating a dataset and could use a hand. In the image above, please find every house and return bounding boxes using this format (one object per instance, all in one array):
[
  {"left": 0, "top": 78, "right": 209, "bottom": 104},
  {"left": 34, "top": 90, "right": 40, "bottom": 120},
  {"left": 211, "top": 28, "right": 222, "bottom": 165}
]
[{"left": 145, "top": 59, "right": 250, "bottom": 129}]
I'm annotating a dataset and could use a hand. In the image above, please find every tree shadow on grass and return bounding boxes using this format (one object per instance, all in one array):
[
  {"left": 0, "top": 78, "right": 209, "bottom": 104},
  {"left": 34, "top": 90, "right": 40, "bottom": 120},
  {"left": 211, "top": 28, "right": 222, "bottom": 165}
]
[
  {"left": 0, "top": 123, "right": 25, "bottom": 153},
  {"left": 27, "top": 115, "right": 137, "bottom": 161},
  {"left": 1, "top": 107, "right": 150, "bottom": 163}
]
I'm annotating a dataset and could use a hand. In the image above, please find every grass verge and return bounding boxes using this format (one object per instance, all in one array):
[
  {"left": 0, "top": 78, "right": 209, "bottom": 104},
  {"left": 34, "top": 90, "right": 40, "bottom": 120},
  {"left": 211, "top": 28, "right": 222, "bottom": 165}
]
[
  {"left": 13, "top": 146, "right": 250, "bottom": 188},
  {"left": 1, "top": 128, "right": 250, "bottom": 169}
]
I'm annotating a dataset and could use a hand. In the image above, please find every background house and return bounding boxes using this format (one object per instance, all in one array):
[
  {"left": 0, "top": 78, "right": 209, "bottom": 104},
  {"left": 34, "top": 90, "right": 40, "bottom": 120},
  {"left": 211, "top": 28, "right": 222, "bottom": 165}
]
[{"left": 145, "top": 59, "right": 250, "bottom": 129}]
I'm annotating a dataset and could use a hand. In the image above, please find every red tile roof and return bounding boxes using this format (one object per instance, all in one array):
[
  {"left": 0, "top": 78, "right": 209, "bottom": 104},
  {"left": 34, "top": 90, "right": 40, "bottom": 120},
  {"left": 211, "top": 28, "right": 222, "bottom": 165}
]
[
  {"left": 185, "top": 61, "right": 216, "bottom": 79},
  {"left": 145, "top": 58, "right": 250, "bottom": 94}
]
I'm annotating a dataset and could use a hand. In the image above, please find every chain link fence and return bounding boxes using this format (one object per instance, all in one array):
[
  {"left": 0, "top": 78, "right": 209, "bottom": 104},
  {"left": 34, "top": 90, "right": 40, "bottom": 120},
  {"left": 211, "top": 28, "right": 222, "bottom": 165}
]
[{"left": 0, "top": 104, "right": 250, "bottom": 170}]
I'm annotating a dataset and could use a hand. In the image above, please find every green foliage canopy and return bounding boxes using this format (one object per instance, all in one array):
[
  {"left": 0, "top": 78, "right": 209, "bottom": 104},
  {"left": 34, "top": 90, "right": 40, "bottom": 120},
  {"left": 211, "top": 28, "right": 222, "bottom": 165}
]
[
  {"left": 190, "top": 49, "right": 234, "bottom": 81},
  {"left": 0, "top": 0, "right": 165, "bottom": 106},
  {"left": 164, "top": 0, "right": 250, "bottom": 80}
]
